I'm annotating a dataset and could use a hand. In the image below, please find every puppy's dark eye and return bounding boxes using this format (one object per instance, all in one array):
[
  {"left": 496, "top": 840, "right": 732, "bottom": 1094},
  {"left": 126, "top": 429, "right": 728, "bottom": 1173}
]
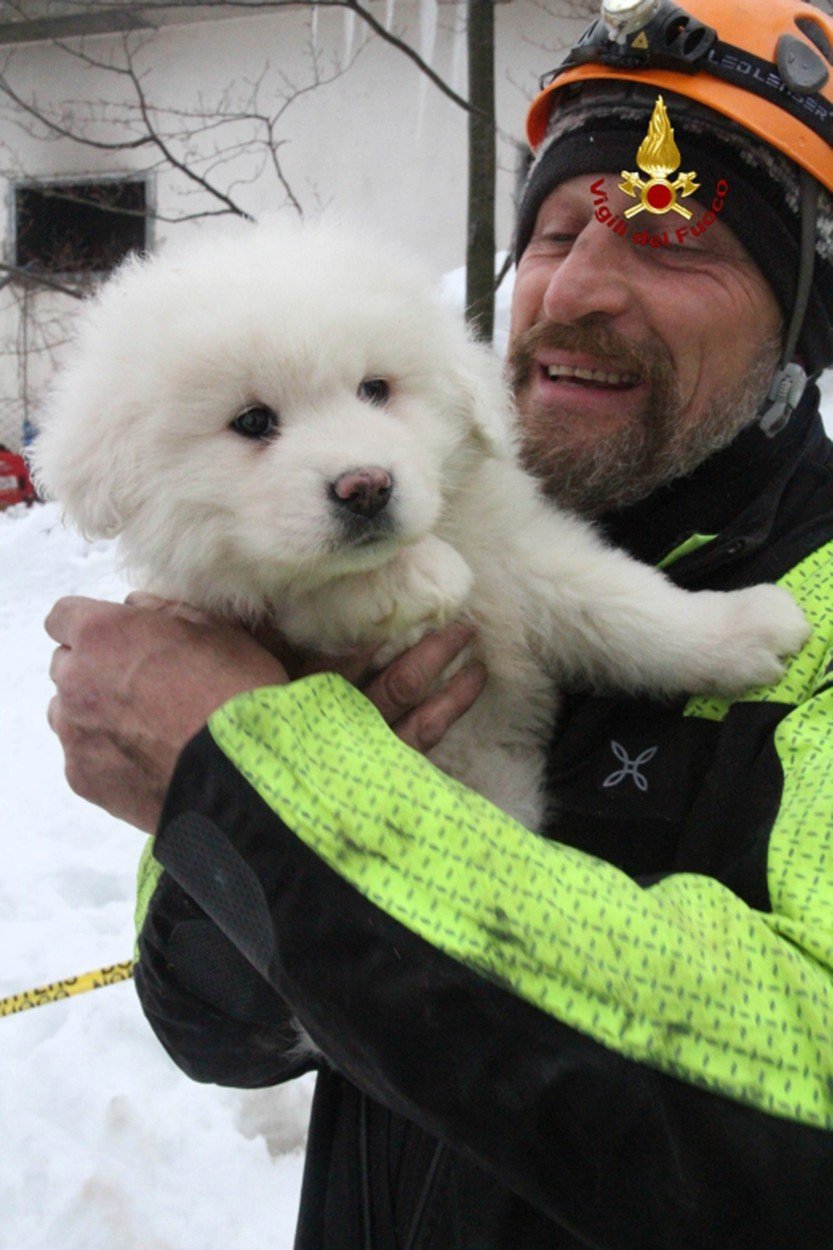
[
  {"left": 231, "top": 405, "right": 278, "bottom": 440},
  {"left": 358, "top": 378, "right": 390, "bottom": 406}
]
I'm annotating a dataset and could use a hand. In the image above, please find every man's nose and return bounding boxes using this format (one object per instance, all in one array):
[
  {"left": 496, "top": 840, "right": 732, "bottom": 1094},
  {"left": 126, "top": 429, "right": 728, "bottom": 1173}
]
[{"left": 541, "top": 229, "right": 633, "bottom": 325}]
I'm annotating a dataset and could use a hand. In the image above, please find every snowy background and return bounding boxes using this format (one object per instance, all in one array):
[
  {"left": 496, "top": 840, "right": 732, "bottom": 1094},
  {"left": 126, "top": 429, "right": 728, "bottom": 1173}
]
[
  {"left": 0, "top": 501, "right": 312, "bottom": 1250},
  {"left": 2, "top": 351, "right": 831, "bottom": 1248}
]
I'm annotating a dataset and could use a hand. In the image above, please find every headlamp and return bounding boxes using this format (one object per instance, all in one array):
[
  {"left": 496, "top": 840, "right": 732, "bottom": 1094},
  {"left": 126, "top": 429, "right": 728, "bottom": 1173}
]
[{"left": 601, "top": 0, "right": 661, "bottom": 45}]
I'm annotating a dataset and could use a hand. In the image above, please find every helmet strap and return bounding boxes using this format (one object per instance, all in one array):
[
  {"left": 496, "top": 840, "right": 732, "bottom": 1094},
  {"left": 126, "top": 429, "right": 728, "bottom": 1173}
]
[{"left": 759, "top": 170, "right": 818, "bottom": 437}]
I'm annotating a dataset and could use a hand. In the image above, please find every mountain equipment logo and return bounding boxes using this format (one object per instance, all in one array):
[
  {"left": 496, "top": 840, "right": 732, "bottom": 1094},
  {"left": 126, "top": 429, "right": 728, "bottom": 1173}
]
[
  {"left": 603, "top": 741, "right": 658, "bottom": 793},
  {"left": 619, "top": 96, "right": 699, "bottom": 220}
]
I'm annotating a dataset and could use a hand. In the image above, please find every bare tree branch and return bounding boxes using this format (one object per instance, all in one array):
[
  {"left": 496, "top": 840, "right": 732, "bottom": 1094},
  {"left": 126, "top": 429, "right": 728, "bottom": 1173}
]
[
  {"left": 0, "top": 263, "right": 87, "bottom": 300},
  {"left": 121, "top": 42, "right": 252, "bottom": 218},
  {"left": 337, "top": 0, "right": 478, "bottom": 117},
  {"left": 0, "top": 68, "right": 154, "bottom": 151},
  {"left": 0, "top": 21, "right": 363, "bottom": 224}
]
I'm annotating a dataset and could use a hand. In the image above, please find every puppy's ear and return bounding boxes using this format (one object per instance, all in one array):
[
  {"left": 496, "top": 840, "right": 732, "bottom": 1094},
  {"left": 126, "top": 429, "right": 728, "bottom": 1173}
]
[
  {"left": 31, "top": 388, "right": 139, "bottom": 540},
  {"left": 31, "top": 247, "right": 159, "bottom": 540},
  {"left": 451, "top": 338, "right": 518, "bottom": 460}
]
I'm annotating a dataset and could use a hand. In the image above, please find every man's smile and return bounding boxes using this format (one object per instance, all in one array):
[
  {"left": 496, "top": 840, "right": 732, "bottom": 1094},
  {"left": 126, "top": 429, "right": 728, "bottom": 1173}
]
[
  {"left": 527, "top": 350, "right": 649, "bottom": 422},
  {"left": 541, "top": 362, "right": 643, "bottom": 390}
]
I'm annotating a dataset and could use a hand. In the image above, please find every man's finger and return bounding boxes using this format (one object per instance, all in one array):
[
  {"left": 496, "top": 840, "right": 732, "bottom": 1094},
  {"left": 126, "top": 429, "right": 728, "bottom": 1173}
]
[
  {"left": 48, "top": 644, "right": 70, "bottom": 684},
  {"left": 124, "top": 591, "right": 171, "bottom": 610},
  {"left": 393, "top": 661, "right": 487, "bottom": 754},
  {"left": 363, "top": 622, "right": 476, "bottom": 724},
  {"left": 44, "top": 595, "right": 100, "bottom": 644}
]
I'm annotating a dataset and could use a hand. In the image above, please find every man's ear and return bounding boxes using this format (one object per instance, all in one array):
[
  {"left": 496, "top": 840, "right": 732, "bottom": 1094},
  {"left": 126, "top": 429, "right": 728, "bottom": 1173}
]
[{"left": 450, "top": 336, "right": 518, "bottom": 460}]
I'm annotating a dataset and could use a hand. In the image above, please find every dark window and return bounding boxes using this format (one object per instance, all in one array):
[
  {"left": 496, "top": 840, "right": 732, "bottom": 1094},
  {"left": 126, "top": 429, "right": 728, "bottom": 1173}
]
[{"left": 14, "top": 179, "right": 147, "bottom": 274}]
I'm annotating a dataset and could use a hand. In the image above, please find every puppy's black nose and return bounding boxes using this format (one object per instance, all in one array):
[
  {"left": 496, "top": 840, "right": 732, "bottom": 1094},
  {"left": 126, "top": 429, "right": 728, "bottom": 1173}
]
[{"left": 331, "top": 468, "right": 393, "bottom": 519}]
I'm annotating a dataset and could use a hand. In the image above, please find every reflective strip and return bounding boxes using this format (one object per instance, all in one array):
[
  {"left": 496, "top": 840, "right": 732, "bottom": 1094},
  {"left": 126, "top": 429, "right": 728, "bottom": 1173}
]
[
  {"left": 134, "top": 836, "right": 164, "bottom": 960},
  {"left": 769, "top": 685, "right": 833, "bottom": 964},
  {"left": 656, "top": 532, "right": 716, "bottom": 570}
]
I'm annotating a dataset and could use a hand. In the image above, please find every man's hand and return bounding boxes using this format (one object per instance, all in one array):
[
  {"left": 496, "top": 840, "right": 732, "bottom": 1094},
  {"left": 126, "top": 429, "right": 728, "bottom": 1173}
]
[
  {"left": 46, "top": 596, "right": 486, "bottom": 833},
  {"left": 356, "top": 622, "right": 486, "bottom": 754},
  {"left": 293, "top": 620, "right": 486, "bottom": 753},
  {"left": 46, "top": 594, "right": 289, "bottom": 832}
]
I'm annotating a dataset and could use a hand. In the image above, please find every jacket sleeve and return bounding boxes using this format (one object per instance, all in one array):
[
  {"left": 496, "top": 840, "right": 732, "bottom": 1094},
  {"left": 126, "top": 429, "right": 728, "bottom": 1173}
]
[
  {"left": 135, "top": 665, "right": 833, "bottom": 1250},
  {"left": 134, "top": 814, "right": 316, "bottom": 1090}
]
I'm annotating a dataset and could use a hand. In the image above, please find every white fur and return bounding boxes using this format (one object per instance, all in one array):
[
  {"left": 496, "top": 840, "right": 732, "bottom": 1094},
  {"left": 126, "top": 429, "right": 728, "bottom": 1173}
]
[{"left": 34, "top": 219, "right": 810, "bottom": 830}]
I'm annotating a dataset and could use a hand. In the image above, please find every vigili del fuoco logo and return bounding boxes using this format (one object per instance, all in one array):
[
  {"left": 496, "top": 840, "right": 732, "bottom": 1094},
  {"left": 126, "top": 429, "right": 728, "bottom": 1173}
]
[
  {"left": 590, "top": 95, "right": 729, "bottom": 249},
  {"left": 619, "top": 95, "right": 699, "bottom": 219}
]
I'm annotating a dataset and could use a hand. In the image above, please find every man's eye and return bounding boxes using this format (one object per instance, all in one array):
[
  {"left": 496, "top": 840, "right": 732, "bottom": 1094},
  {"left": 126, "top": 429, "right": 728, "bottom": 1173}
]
[
  {"left": 357, "top": 378, "right": 391, "bottom": 406},
  {"left": 526, "top": 231, "right": 577, "bottom": 256},
  {"left": 230, "top": 405, "right": 278, "bottom": 439}
]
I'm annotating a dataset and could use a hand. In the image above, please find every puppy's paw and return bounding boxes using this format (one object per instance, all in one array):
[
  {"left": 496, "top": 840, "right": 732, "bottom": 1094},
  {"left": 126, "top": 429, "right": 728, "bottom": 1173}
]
[
  {"left": 371, "top": 537, "right": 474, "bottom": 665},
  {"left": 698, "top": 584, "right": 811, "bottom": 693},
  {"left": 281, "top": 536, "right": 474, "bottom": 658}
]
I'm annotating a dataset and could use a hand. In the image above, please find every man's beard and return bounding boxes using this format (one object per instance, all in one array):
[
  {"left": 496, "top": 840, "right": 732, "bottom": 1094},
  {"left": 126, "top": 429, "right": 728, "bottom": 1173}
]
[{"left": 507, "top": 318, "right": 781, "bottom": 516}]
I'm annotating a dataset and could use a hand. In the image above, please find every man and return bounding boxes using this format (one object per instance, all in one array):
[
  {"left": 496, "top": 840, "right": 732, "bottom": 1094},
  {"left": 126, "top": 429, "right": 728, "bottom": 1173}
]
[{"left": 46, "top": 0, "right": 833, "bottom": 1245}]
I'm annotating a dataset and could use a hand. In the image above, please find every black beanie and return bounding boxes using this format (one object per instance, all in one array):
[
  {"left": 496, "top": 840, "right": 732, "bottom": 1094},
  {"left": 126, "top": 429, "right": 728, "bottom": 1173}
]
[{"left": 514, "top": 87, "right": 833, "bottom": 377}]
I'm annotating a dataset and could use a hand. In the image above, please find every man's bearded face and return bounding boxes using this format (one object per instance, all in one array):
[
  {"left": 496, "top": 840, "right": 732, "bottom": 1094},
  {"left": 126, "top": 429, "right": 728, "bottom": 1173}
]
[
  {"left": 508, "top": 316, "right": 780, "bottom": 516},
  {"left": 508, "top": 175, "right": 784, "bottom": 517}
]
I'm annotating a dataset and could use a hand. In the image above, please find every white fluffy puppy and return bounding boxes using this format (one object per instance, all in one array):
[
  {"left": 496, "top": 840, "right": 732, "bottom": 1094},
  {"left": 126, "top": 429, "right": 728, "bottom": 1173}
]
[{"left": 34, "top": 220, "right": 809, "bottom": 829}]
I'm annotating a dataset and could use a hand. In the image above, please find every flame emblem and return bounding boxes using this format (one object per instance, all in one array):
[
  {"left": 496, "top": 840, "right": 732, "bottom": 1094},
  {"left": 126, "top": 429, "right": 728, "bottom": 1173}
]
[{"left": 619, "top": 96, "right": 699, "bottom": 219}]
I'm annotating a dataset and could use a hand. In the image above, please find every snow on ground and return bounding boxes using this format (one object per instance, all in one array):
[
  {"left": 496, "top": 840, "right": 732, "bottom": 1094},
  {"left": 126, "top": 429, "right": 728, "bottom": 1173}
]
[
  {"left": 0, "top": 502, "right": 312, "bottom": 1250},
  {"left": 2, "top": 375, "right": 832, "bottom": 1250}
]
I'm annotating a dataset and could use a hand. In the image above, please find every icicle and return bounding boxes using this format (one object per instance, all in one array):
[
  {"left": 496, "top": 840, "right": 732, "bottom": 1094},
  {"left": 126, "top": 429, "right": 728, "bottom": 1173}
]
[
  {"left": 415, "top": 0, "right": 439, "bottom": 138},
  {"left": 342, "top": 5, "right": 356, "bottom": 67},
  {"left": 450, "top": 0, "right": 467, "bottom": 97},
  {"left": 385, "top": 0, "right": 396, "bottom": 31},
  {"left": 419, "top": 0, "right": 439, "bottom": 72},
  {"left": 310, "top": 2, "right": 319, "bottom": 49}
]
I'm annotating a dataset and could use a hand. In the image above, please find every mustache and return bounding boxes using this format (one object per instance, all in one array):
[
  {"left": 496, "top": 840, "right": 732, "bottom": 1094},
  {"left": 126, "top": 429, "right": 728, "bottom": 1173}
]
[{"left": 507, "top": 318, "right": 675, "bottom": 395}]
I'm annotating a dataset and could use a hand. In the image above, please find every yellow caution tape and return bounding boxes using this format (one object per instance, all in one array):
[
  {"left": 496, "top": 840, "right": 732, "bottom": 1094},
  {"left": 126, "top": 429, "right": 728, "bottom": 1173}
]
[{"left": 0, "top": 960, "right": 134, "bottom": 1017}]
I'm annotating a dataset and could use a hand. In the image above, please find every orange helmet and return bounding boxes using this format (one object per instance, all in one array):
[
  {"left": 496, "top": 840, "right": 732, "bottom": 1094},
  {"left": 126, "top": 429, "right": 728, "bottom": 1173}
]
[{"left": 527, "top": 0, "right": 833, "bottom": 192}]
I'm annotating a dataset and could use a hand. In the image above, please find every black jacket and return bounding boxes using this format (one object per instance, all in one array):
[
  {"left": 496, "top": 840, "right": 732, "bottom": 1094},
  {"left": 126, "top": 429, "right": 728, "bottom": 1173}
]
[{"left": 136, "top": 390, "right": 833, "bottom": 1249}]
